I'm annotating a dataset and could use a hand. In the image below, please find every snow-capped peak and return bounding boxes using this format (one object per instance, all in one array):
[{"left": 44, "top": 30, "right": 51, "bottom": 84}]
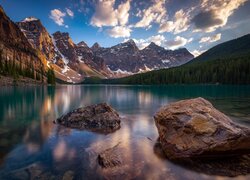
[{"left": 22, "top": 17, "right": 39, "bottom": 22}]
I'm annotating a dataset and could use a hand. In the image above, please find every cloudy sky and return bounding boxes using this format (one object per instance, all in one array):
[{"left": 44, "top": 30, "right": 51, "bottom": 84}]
[{"left": 1, "top": 0, "right": 250, "bottom": 56}]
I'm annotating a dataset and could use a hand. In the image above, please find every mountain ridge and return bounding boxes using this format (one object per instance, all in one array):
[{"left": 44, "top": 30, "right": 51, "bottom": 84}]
[{"left": 83, "top": 33, "right": 250, "bottom": 85}]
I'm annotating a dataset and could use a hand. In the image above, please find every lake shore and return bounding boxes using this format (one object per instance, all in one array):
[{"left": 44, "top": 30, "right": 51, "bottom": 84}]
[{"left": 0, "top": 75, "right": 46, "bottom": 86}]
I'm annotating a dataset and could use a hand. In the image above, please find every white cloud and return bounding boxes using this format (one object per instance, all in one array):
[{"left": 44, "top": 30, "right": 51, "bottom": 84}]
[
  {"left": 199, "top": 33, "right": 221, "bottom": 43},
  {"left": 107, "top": 26, "right": 131, "bottom": 38},
  {"left": 127, "top": 35, "right": 191, "bottom": 50},
  {"left": 50, "top": 9, "right": 66, "bottom": 26},
  {"left": 134, "top": 0, "right": 167, "bottom": 28},
  {"left": 66, "top": 8, "right": 74, "bottom": 17},
  {"left": 90, "top": 0, "right": 117, "bottom": 27},
  {"left": 117, "top": 0, "right": 131, "bottom": 26},
  {"left": 164, "top": 36, "right": 190, "bottom": 49},
  {"left": 191, "top": 49, "right": 206, "bottom": 57},
  {"left": 90, "top": 0, "right": 131, "bottom": 27},
  {"left": 159, "top": 9, "right": 191, "bottom": 34},
  {"left": 193, "top": 0, "right": 247, "bottom": 32}
]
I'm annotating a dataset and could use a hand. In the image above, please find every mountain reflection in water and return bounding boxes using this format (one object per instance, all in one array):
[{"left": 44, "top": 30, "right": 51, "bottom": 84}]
[{"left": 0, "top": 85, "right": 250, "bottom": 179}]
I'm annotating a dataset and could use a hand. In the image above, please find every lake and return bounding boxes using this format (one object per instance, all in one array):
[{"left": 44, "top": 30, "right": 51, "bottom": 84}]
[{"left": 0, "top": 85, "right": 250, "bottom": 179}]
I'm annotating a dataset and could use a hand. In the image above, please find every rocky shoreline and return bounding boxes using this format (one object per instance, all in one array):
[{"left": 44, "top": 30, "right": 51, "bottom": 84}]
[{"left": 0, "top": 75, "right": 45, "bottom": 86}]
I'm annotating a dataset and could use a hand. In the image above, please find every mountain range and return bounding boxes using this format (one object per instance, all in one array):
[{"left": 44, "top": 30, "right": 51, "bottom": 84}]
[
  {"left": 92, "top": 34, "right": 250, "bottom": 85},
  {"left": 0, "top": 6, "right": 194, "bottom": 84}
]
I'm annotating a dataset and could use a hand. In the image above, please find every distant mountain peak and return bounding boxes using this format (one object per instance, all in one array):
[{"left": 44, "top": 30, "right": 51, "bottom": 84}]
[
  {"left": 175, "top": 48, "right": 189, "bottom": 53},
  {"left": 53, "top": 31, "right": 69, "bottom": 37},
  {"left": 77, "top": 41, "right": 88, "bottom": 47},
  {"left": 91, "top": 42, "right": 101, "bottom": 51},
  {"left": 147, "top": 42, "right": 161, "bottom": 49},
  {"left": 116, "top": 39, "right": 138, "bottom": 51},
  {"left": 124, "top": 39, "right": 136, "bottom": 45},
  {"left": 22, "top": 17, "right": 39, "bottom": 22}
]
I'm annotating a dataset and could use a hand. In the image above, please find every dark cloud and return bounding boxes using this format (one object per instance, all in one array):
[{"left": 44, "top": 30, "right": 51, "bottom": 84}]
[{"left": 191, "top": 10, "right": 223, "bottom": 29}]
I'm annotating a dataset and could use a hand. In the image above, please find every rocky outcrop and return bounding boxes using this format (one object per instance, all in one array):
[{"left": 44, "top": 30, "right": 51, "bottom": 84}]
[
  {"left": 154, "top": 97, "right": 250, "bottom": 159},
  {"left": 56, "top": 103, "right": 121, "bottom": 133},
  {"left": 52, "top": 31, "right": 79, "bottom": 71}
]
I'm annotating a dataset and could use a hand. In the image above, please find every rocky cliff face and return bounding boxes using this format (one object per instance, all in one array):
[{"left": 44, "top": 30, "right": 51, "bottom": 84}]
[
  {"left": 91, "top": 42, "right": 101, "bottom": 52},
  {"left": 94, "top": 40, "right": 194, "bottom": 74},
  {"left": 52, "top": 31, "right": 79, "bottom": 71},
  {"left": 76, "top": 41, "right": 111, "bottom": 76},
  {"left": 53, "top": 32, "right": 111, "bottom": 77},
  {"left": 0, "top": 6, "right": 46, "bottom": 80},
  {"left": 140, "top": 42, "right": 194, "bottom": 69},
  {"left": 17, "top": 18, "right": 65, "bottom": 68},
  {"left": 94, "top": 40, "right": 143, "bottom": 73}
]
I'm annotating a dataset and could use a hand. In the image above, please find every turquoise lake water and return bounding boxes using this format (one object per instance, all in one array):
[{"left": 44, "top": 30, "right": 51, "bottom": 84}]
[{"left": 0, "top": 85, "right": 250, "bottom": 179}]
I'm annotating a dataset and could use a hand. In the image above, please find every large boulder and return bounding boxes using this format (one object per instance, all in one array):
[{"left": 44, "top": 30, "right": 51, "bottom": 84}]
[
  {"left": 56, "top": 103, "right": 121, "bottom": 133},
  {"left": 154, "top": 97, "right": 250, "bottom": 159}
]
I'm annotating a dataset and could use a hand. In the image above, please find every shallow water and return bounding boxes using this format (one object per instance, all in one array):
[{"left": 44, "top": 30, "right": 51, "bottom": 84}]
[{"left": 0, "top": 85, "right": 250, "bottom": 179}]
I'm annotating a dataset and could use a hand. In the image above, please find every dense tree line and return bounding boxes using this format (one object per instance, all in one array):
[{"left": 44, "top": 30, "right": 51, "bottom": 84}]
[
  {"left": 0, "top": 49, "right": 55, "bottom": 84},
  {"left": 84, "top": 54, "right": 250, "bottom": 85},
  {"left": 114, "top": 55, "right": 250, "bottom": 85}
]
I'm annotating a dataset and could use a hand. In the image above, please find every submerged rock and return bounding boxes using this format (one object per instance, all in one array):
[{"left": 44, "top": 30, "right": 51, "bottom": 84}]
[
  {"left": 97, "top": 143, "right": 122, "bottom": 168},
  {"left": 154, "top": 97, "right": 250, "bottom": 159},
  {"left": 56, "top": 103, "right": 121, "bottom": 133}
]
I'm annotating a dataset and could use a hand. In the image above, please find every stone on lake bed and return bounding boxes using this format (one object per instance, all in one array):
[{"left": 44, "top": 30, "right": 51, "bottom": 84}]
[
  {"left": 97, "top": 143, "right": 123, "bottom": 168},
  {"left": 154, "top": 97, "right": 250, "bottom": 160},
  {"left": 56, "top": 103, "right": 121, "bottom": 133}
]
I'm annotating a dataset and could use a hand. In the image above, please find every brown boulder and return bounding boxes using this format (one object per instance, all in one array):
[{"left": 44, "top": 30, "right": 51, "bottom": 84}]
[
  {"left": 154, "top": 97, "right": 250, "bottom": 159},
  {"left": 56, "top": 103, "right": 121, "bottom": 133}
]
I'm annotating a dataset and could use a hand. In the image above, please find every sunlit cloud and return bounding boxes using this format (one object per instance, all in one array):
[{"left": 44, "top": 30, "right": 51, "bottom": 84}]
[
  {"left": 191, "top": 49, "right": 206, "bottom": 57},
  {"left": 127, "top": 35, "right": 192, "bottom": 50},
  {"left": 134, "top": 0, "right": 166, "bottom": 28},
  {"left": 199, "top": 33, "right": 221, "bottom": 43},
  {"left": 107, "top": 26, "right": 131, "bottom": 38},
  {"left": 164, "top": 36, "right": 192, "bottom": 50},
  {"left": 159, "top": 9, "right": 191, "bottom": 34},
  {"left": 90, "top": 0, "right": 131, "bottom": 27},
  {"left": 50, "top": 9, "right": 66, "bottom": 26},
  {"left": 192, "top": 0, "right": 247, "bottom": 32},
  {"left": 66, "top": 8, "right": 74, "bottom": 17}
]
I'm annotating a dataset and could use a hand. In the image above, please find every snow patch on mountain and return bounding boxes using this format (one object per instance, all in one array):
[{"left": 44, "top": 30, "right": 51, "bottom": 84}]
[
  {"left": 162, "top": 60, "right": 170, "bottom": 63},
  {"left": 22, "top": 17, "right": 38, "bottom": 22}
]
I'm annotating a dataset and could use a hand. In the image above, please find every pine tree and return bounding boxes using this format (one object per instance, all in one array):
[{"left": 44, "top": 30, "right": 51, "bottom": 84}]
[{"left": 47, "top": 68, "right": 56, "bottom": 85}]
